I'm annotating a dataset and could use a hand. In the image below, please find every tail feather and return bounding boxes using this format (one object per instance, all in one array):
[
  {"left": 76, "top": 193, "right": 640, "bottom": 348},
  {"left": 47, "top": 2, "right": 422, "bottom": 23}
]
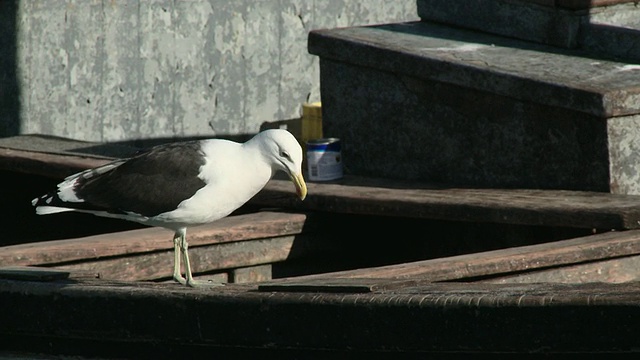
[{"left": 32, "top": 194, "right": 77, "bottom": 215}]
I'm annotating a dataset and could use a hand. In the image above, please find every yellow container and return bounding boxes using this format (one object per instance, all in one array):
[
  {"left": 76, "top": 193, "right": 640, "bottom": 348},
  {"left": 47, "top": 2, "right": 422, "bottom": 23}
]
[{"left": 301, "top": 102, "right": 323, "bottom": 144}]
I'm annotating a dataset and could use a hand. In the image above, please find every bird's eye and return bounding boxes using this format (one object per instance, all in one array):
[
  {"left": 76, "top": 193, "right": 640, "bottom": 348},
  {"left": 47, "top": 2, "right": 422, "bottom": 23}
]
[{"left": 280, "top": 150, "right": 290, "bottom": 159}]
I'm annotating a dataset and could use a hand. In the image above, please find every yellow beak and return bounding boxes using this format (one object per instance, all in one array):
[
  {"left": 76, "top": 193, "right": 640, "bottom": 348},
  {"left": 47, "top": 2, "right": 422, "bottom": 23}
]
[{"left": 290, "top": 172, "right": 307, "bottom": 200}]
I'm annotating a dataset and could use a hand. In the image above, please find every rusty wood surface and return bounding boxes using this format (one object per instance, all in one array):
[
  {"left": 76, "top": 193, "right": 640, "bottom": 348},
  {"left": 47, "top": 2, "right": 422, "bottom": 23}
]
[
  {"left": 481, "top": 253, "right": 640, "bottom": 284},
  {"left": 55, "top": 233, "right": 325, "bottom": 282},
  {"left": 0, "top": 277, "right": 639, "bottom": 355},
  {"left": 0, "top": 211, "right": 311, "bottom": 267},
  {"left": 252, "top": 177, "right": 640, "bottom": 229},
  {"left": 259, "top": 277, "right": 423, "bottom": 293},
  {"left": 260, "top": 229, "right": 640, "bottom": 292},
  {"left": 231, "top": 264, "right": 274, "bottom": 283},
  {"left": 0, "top": 266, "right": 99, "bottom": 281}
]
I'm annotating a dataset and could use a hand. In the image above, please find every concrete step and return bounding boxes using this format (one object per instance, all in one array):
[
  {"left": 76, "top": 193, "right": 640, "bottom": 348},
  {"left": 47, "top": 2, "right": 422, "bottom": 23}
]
[
  {"left": 417, "top": 0, "right": 640, "bottom": 60},
  {"left": 310, "top": 21, "right": 640, "bottom": 118},
  {"left": 308, "top": 21, "right": 640, "bottom": 194}
]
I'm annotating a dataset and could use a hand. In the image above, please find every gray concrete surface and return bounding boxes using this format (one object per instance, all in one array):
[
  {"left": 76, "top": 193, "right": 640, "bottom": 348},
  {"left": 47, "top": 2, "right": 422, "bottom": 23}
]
[
  {"left": 417, "top": 0, "right": 640, "bottom": 61},
  {"left": 310, "top": 21, "right": 640, "bottom": 194},
  {"left": 0, "top": 0, "right": 418, "bottom": 142}
]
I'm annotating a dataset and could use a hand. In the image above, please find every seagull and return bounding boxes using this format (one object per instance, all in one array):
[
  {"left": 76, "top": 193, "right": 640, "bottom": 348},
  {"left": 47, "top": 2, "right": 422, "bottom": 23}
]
[{"left": 32, "top": 129, "right": 307, "bottom": 287}]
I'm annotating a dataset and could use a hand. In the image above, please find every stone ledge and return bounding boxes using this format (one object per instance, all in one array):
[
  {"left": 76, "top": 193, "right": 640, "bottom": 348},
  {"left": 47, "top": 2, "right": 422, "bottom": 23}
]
[
  {"left": 309, "top": 21, "right": 640, "bottom": 118},
  {"left": 417, "top": 0, "right": 640, "bottom": 60}
]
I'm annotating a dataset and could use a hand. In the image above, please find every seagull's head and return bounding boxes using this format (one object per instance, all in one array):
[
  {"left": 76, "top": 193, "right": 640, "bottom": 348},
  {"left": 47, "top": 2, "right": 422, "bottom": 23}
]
[{"left": 256, "top": 129, "right": 307, "bottom": 200}]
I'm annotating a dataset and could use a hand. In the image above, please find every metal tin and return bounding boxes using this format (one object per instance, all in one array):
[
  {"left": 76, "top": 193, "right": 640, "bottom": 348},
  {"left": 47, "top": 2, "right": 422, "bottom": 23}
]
[{"left": 306, "top": 138, "right": 343, "bottom": 181}]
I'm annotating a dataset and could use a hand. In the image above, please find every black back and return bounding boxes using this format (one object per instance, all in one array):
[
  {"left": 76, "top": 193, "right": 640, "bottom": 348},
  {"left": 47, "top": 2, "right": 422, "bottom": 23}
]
[{"left": 70, "top": 141, "right": 208, "bottom": 217}]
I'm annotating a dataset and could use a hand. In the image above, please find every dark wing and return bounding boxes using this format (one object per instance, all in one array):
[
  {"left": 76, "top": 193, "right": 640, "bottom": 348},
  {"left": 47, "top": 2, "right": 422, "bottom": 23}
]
[{"left": 67, "top": 141, "right": 207, "bottom": 217}]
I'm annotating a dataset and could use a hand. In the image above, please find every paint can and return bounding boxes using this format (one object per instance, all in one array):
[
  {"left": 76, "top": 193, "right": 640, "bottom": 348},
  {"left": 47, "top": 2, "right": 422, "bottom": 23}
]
[{"left": 306, "top": 138, "right": 343, "bottom": 181}]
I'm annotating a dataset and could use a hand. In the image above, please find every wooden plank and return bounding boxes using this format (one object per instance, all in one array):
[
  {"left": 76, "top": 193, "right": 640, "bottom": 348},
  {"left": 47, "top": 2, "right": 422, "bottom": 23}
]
[
  {"left": 0, "top": 146, "right": 111, "bottom": 179},
  {"left": 0, "top": 211, "right": 311, "bottom": 267},
  {"left": 54, "top": 234, "right": 325, "bottom": 282},
  {"left": 252, "top": 177, "right": 640, "bottom": 229},
  {"left": 160, "top": 272, "right": 229, "bottom": 284},
  {"left": 1, "top": 278, "right": 640, "bottom": 355},
  {"left": 0, "top": 266, "right": 69, "bottom": 281},
  {"left": 481, "top": 253, "right": 640, "bottom": 284},
  {"left": 0, "top": 266, "right": 95, "bottom": 282},
  {"left": 261, "top": 229, "right": 640, "bottom": 291},
  {"left": 231, "top": 264, "right": 273, "bottom": 283},
  {"left": 192, "top": 272, "right": 229, "bottom": 284},
  {"left": 261, "top": 253, "right": 640, "bottom": 291},
  {"left": 5, "top": 135, "right": 640, "bottom": 230},
  {"left": 259, "top": 277, "right": 421, "bottom": 293}
]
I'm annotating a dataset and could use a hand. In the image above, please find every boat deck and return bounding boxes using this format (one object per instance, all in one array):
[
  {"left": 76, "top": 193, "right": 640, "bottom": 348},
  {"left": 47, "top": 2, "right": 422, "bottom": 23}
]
[{"left": 2, "top": 134, "right": 640, "bottom": 357}]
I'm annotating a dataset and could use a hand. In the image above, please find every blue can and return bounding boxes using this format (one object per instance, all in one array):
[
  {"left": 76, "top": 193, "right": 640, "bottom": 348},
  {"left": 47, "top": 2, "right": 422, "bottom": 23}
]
[{"left": 306, "top": 138, "right": 343, "bottom": 181}]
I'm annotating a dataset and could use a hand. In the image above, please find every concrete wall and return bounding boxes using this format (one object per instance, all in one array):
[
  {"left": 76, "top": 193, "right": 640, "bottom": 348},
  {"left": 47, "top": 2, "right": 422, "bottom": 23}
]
[{"left": 1, "top": 0, "right": 418, "bottom": 142}]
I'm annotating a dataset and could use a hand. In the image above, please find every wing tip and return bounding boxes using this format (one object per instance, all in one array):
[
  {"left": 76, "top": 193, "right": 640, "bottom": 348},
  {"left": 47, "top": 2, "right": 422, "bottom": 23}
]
[
  {"left": 35, "top": 205, "right": 75, "bottom": 215},
  {"left": 32, "top": 194, "right": 77, "bottom": 215},
  {"left": 31, "top": 194, "right": 51, "bottom": 207}
]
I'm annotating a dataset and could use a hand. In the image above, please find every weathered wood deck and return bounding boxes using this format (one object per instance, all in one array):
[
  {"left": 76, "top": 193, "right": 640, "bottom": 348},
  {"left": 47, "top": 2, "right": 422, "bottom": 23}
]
[
  {"left": 2, "top": 134, "right": 640, "bottom": 357},
  {"left": 1, "top": 268, "right": 639, "bottom": 358},
  {"left": 0, "top": 211, "right": 320, "bottom": 283}
]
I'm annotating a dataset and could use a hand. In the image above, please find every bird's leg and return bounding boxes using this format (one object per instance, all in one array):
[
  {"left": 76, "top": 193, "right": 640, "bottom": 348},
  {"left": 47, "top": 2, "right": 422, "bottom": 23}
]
[
  {"left": 172, "top": 230, "right": 187, "bottom": 285},
  {"left": 180, "top": 232, "right": 198, "bottom": 287},
  {"left": 178, "top": 229, "right": 224, "bottom": 288}
]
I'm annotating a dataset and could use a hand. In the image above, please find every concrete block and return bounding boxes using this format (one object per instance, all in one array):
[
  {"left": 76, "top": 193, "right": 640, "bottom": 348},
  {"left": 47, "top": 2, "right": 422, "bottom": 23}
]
[
  {"left": 417, "top": 0, "right": 640, "bottom": 61},
  {"left": 309, "top": 22, "right": 640, "bottom": 194},
  {"left": 418, "top": 0, "right": 580, "bottom": 48},
  {"left": 579, "top": 2, "right": 640, "bottom": 62}
]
